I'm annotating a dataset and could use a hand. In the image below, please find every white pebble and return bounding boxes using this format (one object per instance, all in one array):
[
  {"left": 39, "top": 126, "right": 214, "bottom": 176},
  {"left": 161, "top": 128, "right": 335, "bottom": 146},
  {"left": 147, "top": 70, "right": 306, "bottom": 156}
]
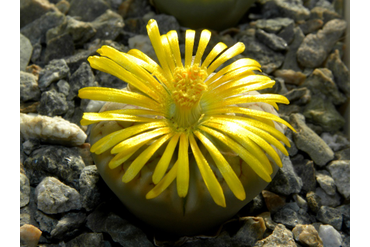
[{"left": 318, "top": 224, "right": 342, "bottom": 247}]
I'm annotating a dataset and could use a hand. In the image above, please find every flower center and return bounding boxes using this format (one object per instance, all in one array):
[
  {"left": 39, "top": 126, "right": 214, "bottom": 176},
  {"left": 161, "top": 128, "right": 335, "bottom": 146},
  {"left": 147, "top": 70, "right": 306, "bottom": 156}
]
[{"left": 171, "top": 64, "right": 208, "bottom": 128}]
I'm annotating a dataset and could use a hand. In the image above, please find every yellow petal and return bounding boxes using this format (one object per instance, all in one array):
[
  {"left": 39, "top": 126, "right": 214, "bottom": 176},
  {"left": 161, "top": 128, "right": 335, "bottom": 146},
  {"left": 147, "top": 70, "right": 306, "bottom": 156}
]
[
  {"left": 146, "top": 161, "right": 179, "bottom": 199},
  {"left": 201, "top": 42, "right": 227, "bottom": 69},
  {"left": 167, "top": 30, "right": 183, "bottom": 68},
  {"left": 189, "top": 134, "right": 226, "bottom": 207},
  {"left": 193, "top": 29, "right": 211, "bottom": 65},
  {"left": 207, "top": 42, "right": 245, "bottom": 75},
  {"left": 80, "top": 112, "right": 158, "bottom": 126},
  {"left": 177, "top": 133, "right": 189, "bottom": 198},
  {"left": 152, "top": 133, "right": 180, "bottom": 184},
  {"left": 194, "top": 131, "right": 246, "bottom": 201},
  {"left": 122, "top": 133, "right": 173, "bottom": 183},
  {"left": 185, "top": 30, "right": 195, "bottom": 67},
  {"left": 108, "top": 142, "right": 147, "bottom": 169}
]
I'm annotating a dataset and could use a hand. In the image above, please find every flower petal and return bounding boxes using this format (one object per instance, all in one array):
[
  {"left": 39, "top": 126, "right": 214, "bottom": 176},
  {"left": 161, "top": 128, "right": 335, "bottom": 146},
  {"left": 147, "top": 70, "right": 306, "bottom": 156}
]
[
  {"left": 167, "top": 30, "right": 183, "bottom": 68},
  {"left": 207, "top": 42, "right": 245, "bottom": 75},
  {"left": 189, "top": 134, "right": 226, "bottom": 207},
  {"left": 185, "top": 30, "right": 195, "bottom": 67},
  {"left": 146, "top": 161, "right": 179, "bottom": 199},
  {"left": 194, "top": 131, "right": 246, "bottom": 201},
  {"left": 80, "top": 112, "right": 158, "bottom": 126},
  {"left": 177, "top": 133, "right": 190, "bottom": 198},
  {"left": 193, "top": 29, "right": 211, "bottom": 65},
  {"left": 201, "top": 42, "right": 227, "bottom": 69}
]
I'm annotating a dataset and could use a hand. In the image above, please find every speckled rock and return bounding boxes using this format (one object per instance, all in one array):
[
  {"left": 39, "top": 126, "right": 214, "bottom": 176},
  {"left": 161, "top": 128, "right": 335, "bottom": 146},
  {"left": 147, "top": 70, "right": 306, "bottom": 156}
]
[
  {"left": 292, "top": 224, "right": 323, "bottom": 247},
  {"left": 318, "top": 224, "right": 342, "bottom": 247},
  {"left": 334, "top": 148, "right": 350, "bottom": 161},
  {"left": 20, "top": 71, "right": 41, "bottom": 102},
  {"left": 254, "top": 17, "right": 294, "bottom": 33},
  {"left": 44, "top": 33, "right": 75, "bottom": 63},
  {"left": 259, "top": 212, "right": 277, "bottom": 231},
  {"left": 282, "top": 27, "right": 305, "bottom": 71},
  {"left": 91, "top": 9, "right": 124, "bottom": 41},
  {"left": 20, "top": 0, "right": 59, "bottom": 28},
  {"left": 298, "top": 18, "right": 324, "bottom": 34},
  {"left": 37, "top": 89, "right": 69, "bottom": 116},
  {"left": 255, "top": 224, "right": 296, "bottom": 247},
  {"left": 306, "top": 191, "right": 322, "bottom": 213},
  {"left": 20, "top": 224, "right": 42, "bottom": 247},
  {"left": 65, "top": 232, "right": 105, "bottom": 247},
  {"left": 20, "top": 173, "right": 31, "bottom": 208},
  {"left": 262, "top": 0, "right": 310, "bottom": 21},
  {"left": 38, "top": 59, "right": 70, "bottom": 90},
  {"left": 34, "top": 209, "right": 58, "bottom": 233},
  {"left": 79, "top": 166, "right": 102, "bottom": 211},
  {"left": 56, "top": 79, "right": 70, "bottom": 96},
  {"left": 68, "top": 62, "right": 96, "bottom": 100},
  {"left": 151, "top": 14, "right": 180, "bottom": 34},
  {"left": 315, "top": 187, "right": 341, "bottom": 207},
  {"left": 297, "top": 19, "right": 347, "bottom": 68},
  {"left": 293, "top": 194, "right": 308, "bottom": 212},
  {"left": 310, "top": 6, "right": 341, "bottom": 24},
  {"left": 290, "top": 113, "right": 334, "bottom": 166},
  {"left": 35, "top": 177, "right": 82, "bottom": 214},
  {"left": 291, "top": 155, "right": 316, "bottom": 193},
  {"left": 277, "top": 21, "right": 295, "bottom": 44},
  {"left": 51, "top": 212, "right": 87, "bottom": 240},
  {"left": 325, "top": 49, "right": 350, "bottom": 96},
  {"left": 55, "top": 0, "right": 70, "bottom": 14},
  {"left": 316, "top": 206, "right": 342, "bottom": 230},
  {"left": 255, "top": 29, "right": 288, "bottom": 51},
  {"left": 327, "top": 160, "right": 350, "bottom": 200},
  {"left": 20, "top": 33, "right": 33, "bottom": 71},
  {"left": 316, "top": 170, "right": 336, "bottom": 196},
  {"left": 272, "top": 203, "right": 311, "bottom": 229},
  {"left": 68, "top": 0, "right": 110, "bottom": 22}
]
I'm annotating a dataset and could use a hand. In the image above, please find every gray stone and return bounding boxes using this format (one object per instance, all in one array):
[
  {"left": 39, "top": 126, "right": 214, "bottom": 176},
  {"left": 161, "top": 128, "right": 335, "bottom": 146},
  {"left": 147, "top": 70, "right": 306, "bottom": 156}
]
[
  {"left": 123, "top": 18, "right": 147, "bottom": 35},
  {"left": 24, "top": 145, "right": 85, "bottom": 189},
  {"left": 231, "top": 216, "right": 266, "bottom": 246},
  {"left": 316, "top": 206, "right": 342, "bottom": 230},
  {"left": 255, "top": 224, "right": 296, "bottom": 247},
  {"left": 254, "top": 17, "right": 294, "bottom": 33},
  {"left": 20, "top": 71, "right": 41, "bottom": 102},
  {"left": 22, "top": 139, "right": 40, "bottom": 156},
  {"left": 91, "top": 9, "right": 124, "bottom": 41},
  {"left": 274, "top": 70, "right": 307, "bottom": 86},
  {"left": 303, "top": 97, "right": 345, "bottom": 132},
  {"left": 79, "top": 166, "right": 101, "bottom": 211},
  {"left": 277, "top": 21, "right": 295, "bottom": 44},
  {"left": 293, "top": 194, "right": 308, "bottom": 212},
  {"left": 282, "top": 27, "right": 305, "bottom": 71},
  {"left": 321, "top": 132, "right": 350, "bottom": 152},
  {"left": 298, "top": 18, "right": 324, "bottom": 34},
  {"left": 20, "top": 0, "right": 59, "bottom": 28},
  {"left": 302, "top": 68, "right": 346, "bottom": 105},
  {"left": 35, "top": 177, "right": 82, "bottom": 214},
  {"left": 44, "top": 33, "right": 75, "bottom": 63},
  {"left": 55, "top": 0, "right": 70, "bottom": 14},
  {"left": 297, "top": 19, "right": 347, "bottom": 68},
  {"left": 310, "top": 6, "right": 341, "bottom": 23},
  {"left": 292, "top": 224, "right": 323, "bottom": 247},
  {"left": 334, "top": 148, "right": 350, "bottom": 161},
  {"left": 152, "top": 14, "right": 181, "bottom": 34},
  {"left": 289, "top": 113, "right": 334, "bottom": 166},
  {"left": 64, "top": 49, "right": 96, "bottom": 74},
  {"left": 65, "top": 16, "right": 97, "bottom": 44},
  {"left": 337, "top": 204, "right": 350, "bottom": 230},
  {"left": 21, "top": 11, "right": 66, "bottom": 45},
  {"left": 38, "top": 59, "right": 70, "bottom": 90},
  {"left": 20, "top": 173, "right": 31, "bottom": 208},
  {"left": 327, "top": 160, "right": 350, "bottom": 200},
  {"left": 291, "top": 155, "right": 316, "bottom": 193},
  {"left": 65, "top": 232, "right": 105, "bottom": 247},
  {"left": 259, "top": 212, "right": 278, "bottom": 231},
  {"left": 57, "top": 80, "right": 70, "bottom": 96},
  {"left": 68, "top": 0, "right": 110, "bottom": 22},
  {"left": 315, "top": 187, "right": 341, "bottom": 207},
  {"left": 272, "top": 204, "right": 311, "bottom": 229},
  {"left": 262, "top": 0, "right": 310, "bottom": 21},
  {"left": 255, "top": 29, "right": 288, "bottom": 51},
  {"left": 86, "top": 204, "right": 153, "bottom": 247},
  {"left": 239, "top": 29, "right": 285, "bottom": 74},
  {"left": 285, "top": 129, "right": 298, "bottom": 156},
  {"left": 51, "top": 212, "right": 87, "bottom": 240},
  {"left": 34, "top": 209, "right": 58, "bottom": 233},
  {"left": 68, "top": 62, "right": 96, "bottom": 100},
  {"left": 316, "top": 170, "right": 336, "bottom": 196},
  {"left": 318, "top": 224, "right": 342, "bottom": 247},
  {"left": 283, "top": 87, "right": 311, "bottom": 105},
  {"left": 30, "top": 43, "right": 42, "bottom": 64},
  {"left": 20, "top": 33, "right": 33, "bottom": 71},
  {"left": 37, "top": 89, "right": 69, "bottom": 116},
  {"left": 267, "top": 156, "right": 303, "bottom": 196},
  {"left": 325, "top": 49, "right": 350, "bottom": 96}
]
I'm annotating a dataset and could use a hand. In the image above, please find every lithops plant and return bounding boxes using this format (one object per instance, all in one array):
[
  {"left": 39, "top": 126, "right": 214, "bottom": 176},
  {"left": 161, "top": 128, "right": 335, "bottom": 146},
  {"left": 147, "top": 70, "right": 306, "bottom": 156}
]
[{"left": 79, "top": 19, "right": 295, "bottom": 235}]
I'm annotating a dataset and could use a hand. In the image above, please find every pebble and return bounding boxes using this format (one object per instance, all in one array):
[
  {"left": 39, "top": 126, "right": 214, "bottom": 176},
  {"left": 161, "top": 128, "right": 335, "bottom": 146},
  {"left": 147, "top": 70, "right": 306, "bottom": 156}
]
[
  {"left": 20, "top": 173, "right": 31, "bottom": 208},
  {"left": 293, "top": 194, "right": 308, "bottom": 212},
  {"left": 325, "top": 49, "right": 350, "bottom": 96},
  {"left": 34, "top": 209, "right": 58, "bottom": 233},
  {"left": 56, "top": 79, "right": 70, "bottom": 96},
  {"left": 68, "top": 0, "right": 110, "bottom": 22},
  {"left": 152, "top": 14, "right": 181, "bottom": 34},
  {"left": 64, "top": 49, "right": 97, "bottom": 74},
  {"left": 318, "top": 224, "right": 342, "bottom": 247},
  {"left": 297, "top": 19, "right": 347, "bottom": 68},
  {"left": 298, "top": 18, "right": 324, "bottom": 34},
  {"left": 289, "top": 113, "right": 334, "bottom": 166},
  {"left": 68, "top": 62, "right": 96, "bottom": 100},
  {"left": 315, "top": 187, "right": 341, "bottom": 207},
  {"left": 274, "top": 69, "right": 306, "bottom": 85},
  {"left": 259, "top": 212, "right": 277, "bottom": 231},
  {"left": 118, "top": 0, "right": 152, "bottom": 19},
  {"left": 254, "top": 17, "right": 294, "bottom": 33},
  {"left": 255, "top": 29, "right": 288, "bottom": 51},
  {"left": 91, "top": 9, "right": 124, "bottom": 41},
  {"left": 20, "top": 33, "right": 33, "bottom": 71},
  {"left": 20, "top": 71, "right": 41, "bottom": 102},
  {"left": 306, "top": 191, "right": 322, "bottom": 213},
  {"left": 285, "top": 129, "right": 298, "bottom": 156},
  {"left": 79, "top": 166, "right": 102, "bottom": 211},
  {"left": 272, "top": 203, "right": 311, "bottom": 229},
  {"left": 334, "top": 148, "right": 350, "bottom": 161},
  {"left": 262, "top": 0, "right": 310, "bottom": 21},
  {"left": 277, "top": 21, "right": 295, "bottom": 44},
  {"left": 128, "top": 34, "right": 157, "bottom": 61},
  {"left": 316, "top": 170, "right": 336, "bottom": 196},
  {"left": 261, "top": 190, "right": 285, "bottom": 214},
  {"left": 65, "top": 232, "right": 105, "bottom": 247},
  {"left": 292, "top": 224, "right": 323, "bottom": 247},
  {"left": 20, "top": 112, "right": 86, "bottom": 146},
  {"left": 65, "top": 16, "right": 97, "bottom": 44},
  {"left": 282, "top": 27, "right": 305, "bottom": 71},
  {"left": 51, "top": 212, "right": 87, "bottom": 240},
  {"left": 35, "top": 176, "right": 82, "bottom": 214},
  {"left": 327, "top": 160, "right": 350, "bottom": 200},
  {"left": 55, "top": 0, "right": 70, "bottom": 14},
  {"left": 37, "top": 89, "right": 69, "bottom": 116},
  {"left": 255, "top": 224, "right": 296, "bottom": 247},
  {"left": 44, "top": 33, "right": 75, "bottom": 63},
  {"left": 20, "top": 224, "right": 42, "bottom": 247},
  {"left": 20, "top": 0, "right": 59, "bottom": 28},
  {"left": 38, "top": 59, "right": 70, "bottom": 90},
  {"left": 310, "top": 6, "right": 341, "bottom": 23},
  {"left": 231, "top": 216, "right": 267, "bottom": 246}
]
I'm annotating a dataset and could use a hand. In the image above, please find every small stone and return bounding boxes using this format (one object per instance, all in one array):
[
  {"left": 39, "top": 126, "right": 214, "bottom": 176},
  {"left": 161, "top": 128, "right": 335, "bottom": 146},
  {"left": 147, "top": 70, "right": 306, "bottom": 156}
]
[
  {"left": 79, "top": 166, "right": 101, "bottom": 211},
  {"left": 56, "top": 79, "right": 70, "bottom": 96},
  {"left": 261, "top": 190, "right": 286, "bottom": 213},
  {"left": 68, "top": 0, "right": 110, "bottom": 22},
  {"left": 293, "top": 194, "right": 308, "bottom": 212},
  {"left": 38, "top": 59, "right": 70, "bottom": 90},
  {"left": 259, "top": 212, "right": 278, "bottom": 231},
  {"left": 44, "top": 33, "right": 75, "bottom": 63},
  {"left": 337, "top": 204, "right": 350, "bottom": 230},
  {"left": 255, "top": 224, "right": 296, "bottom": 247},
  {"left": 292, "top": 224, "right": 323, "bottom": 247},
  {"left": 284, "top": 87, "right": 311, "bottom": 106},
  {"left": 20, "top": 224, "right": 42, "bottom": 247},
  {"left": 321, "top": 132, "right": 350, "bottom": 152},
  {"left": 325, "top": 49, "right": 350, "bottom": 96},
  {"left": 334, "top": 148, "right": 350, "bottom": 161},
  {"left": 64, "top": 49, "right": 96, "bottom": 74},
  {"left": 35, "top": 177, "right": 82, "bottom": 214},
  {"left": 285, "top": 129, "right": 298, "bottom": 156},
  {"left": 20, "top": 0, "right": 59, "bottom": 28},
  {"left": 316, "top": 206, "right": 342, "bottom": 230},
  {"left": 306, "top": 191, "right": 322, "bottom": 213},
  {"left": 262, "top": 0, "right": 310, "bottom": 21},
  {"left": 20, "top": 113, "right": 87, "bottom": 146},
  {"left": 241, "top": 193, "right": 266, "bottom": 215},
  {"left": 51, "top": 212, "right": 87, "bottom": 240},
  {"left": 37, "top": 89, "right": 69, "bottom": 116},
  {"left": 290, "top": 113, "right": 334, "bottom": 166},
  {"left": 282, "top": 27, "right": 305, "bottom": 71},
  {"left": 65, "top": 232, "right": 105, "bottom": 247},
  {"left": 20, "top": 71, "right": 41, "bottom": 102},
  {"left": 318, "top": 224, "right": 342, "bottom": 247},
  {"left": 302, "top": 68, "right": 346, "bottom": 105},
  {"left": 128, "top": 34, "right": 156, "bottom": 61},
  {"left": 20, "top": 173, "right": 31, "bottom": 208},
  {"left": 298, "top": 18, "right": 324, "bottom": 34},
  {"left": 34, "top": 209, "right": 58, "bottom": 233},
  {"left": 254, "top": 17, "right": 294, "bottom": 33},
  {"left": 274, "top": 69, "right": 306, "bottom": 86},
  {"left": 315, "top": 187, "right": 341, "bottom": 207},
  {"left": 255, "top": 29, "right": 288, "bottom": 51},
  {"left": 277, "top": 22, "right": 295, "bottom": 44},
  {"left": 316, "top": 170, "right": 337, "bottom": 196},
  {"left": 327, "top": 160, "right": 350, "bottom": 200},
  {"left": 20, "top": 33, "right": 33, "bottom": 71},
  {"left": 232, "top": 216, "right": 266, "bottom": 246},
  {"left": 91, "top": 9, "right": 124, "bottom": 41},
  {"left": 310, "top": 6, "right": 341, "bottom": 23},
  {"left": 68, "top": 62, "right": 96, "bottom": 100},
  {"left": 24, "top": 145, "right": 85, "bottom": 189},
  {"left": 297, "top": 19, "right": 347, "bottom": 68},
  {"left": 272, "top": 204, "right": 311, "bottom": 229},
  {"left": 152, "top": 14, "right": 181, "bottom": 34},
  {"left": 267, "top": 156, "right": 303, "bottom": 196}
]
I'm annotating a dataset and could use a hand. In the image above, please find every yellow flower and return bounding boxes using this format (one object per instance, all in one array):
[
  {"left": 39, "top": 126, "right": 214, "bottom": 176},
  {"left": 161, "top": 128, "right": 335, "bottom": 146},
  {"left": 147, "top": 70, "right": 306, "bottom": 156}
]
[{"left": 79, "top": 19, "right": 295, "bottom": 207}]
